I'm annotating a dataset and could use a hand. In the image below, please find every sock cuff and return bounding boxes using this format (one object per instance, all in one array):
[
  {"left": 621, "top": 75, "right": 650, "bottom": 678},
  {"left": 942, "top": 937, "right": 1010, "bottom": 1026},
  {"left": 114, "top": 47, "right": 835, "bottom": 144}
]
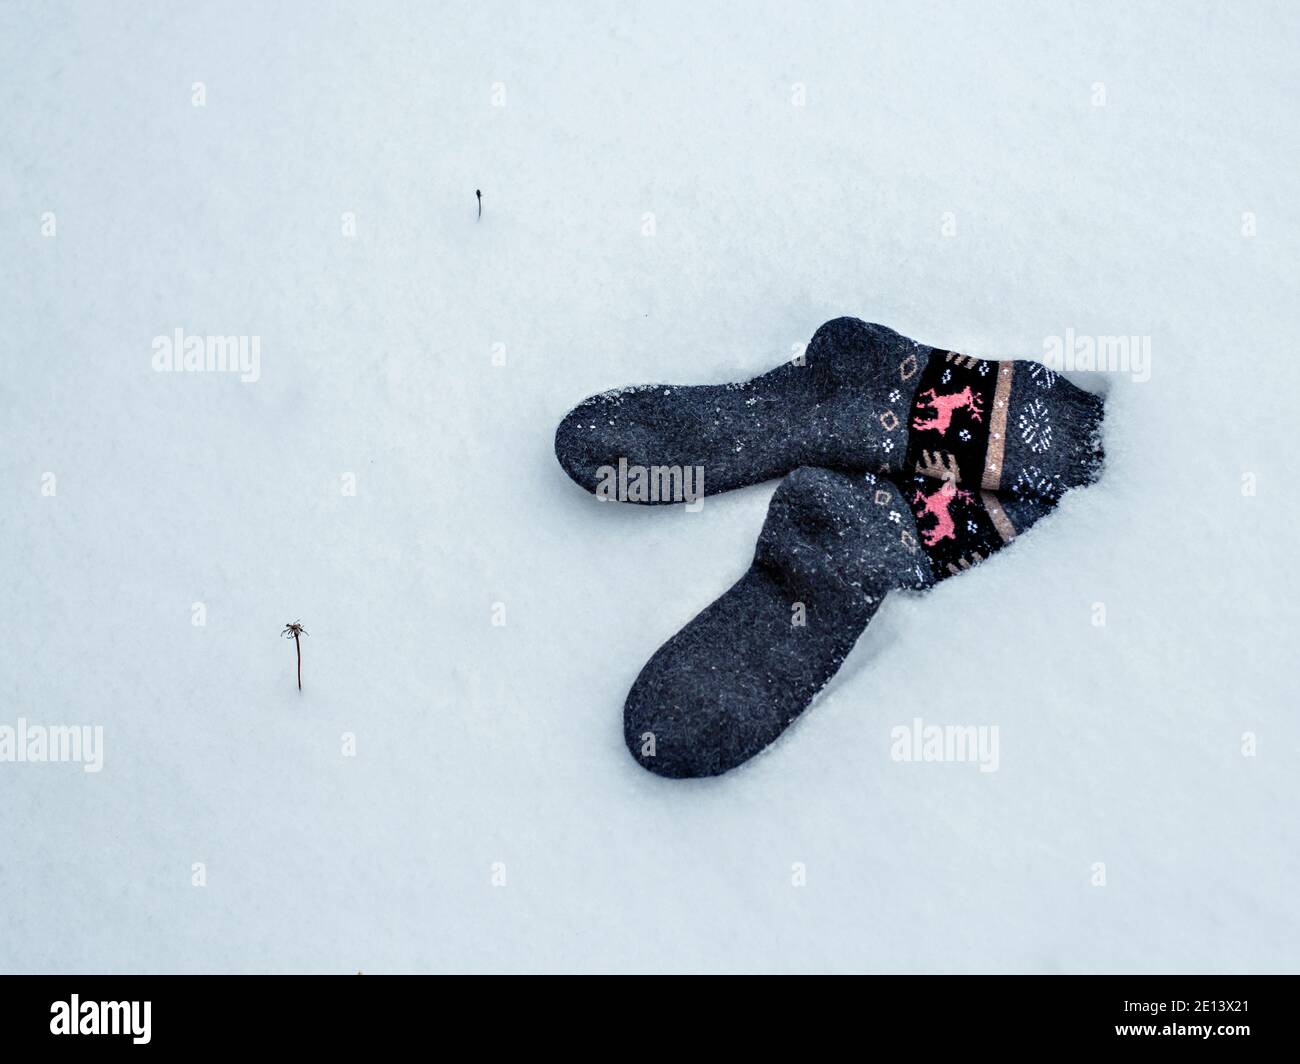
[{"left": 904, "top": 349, "right": 1106, "bottom": 503}]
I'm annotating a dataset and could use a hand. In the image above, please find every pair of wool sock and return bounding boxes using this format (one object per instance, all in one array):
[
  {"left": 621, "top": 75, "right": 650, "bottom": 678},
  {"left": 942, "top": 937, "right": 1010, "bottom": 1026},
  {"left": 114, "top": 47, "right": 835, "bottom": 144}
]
[{"left": 554, "top": 317, "right": 1104, "bottom": 778}]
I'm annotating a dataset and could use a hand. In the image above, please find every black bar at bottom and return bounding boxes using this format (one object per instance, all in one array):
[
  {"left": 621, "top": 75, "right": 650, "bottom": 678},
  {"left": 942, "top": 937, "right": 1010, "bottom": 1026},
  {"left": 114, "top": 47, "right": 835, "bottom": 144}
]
[{"left": 0, "top": 974, "right": 1288, "bottom": 1051}]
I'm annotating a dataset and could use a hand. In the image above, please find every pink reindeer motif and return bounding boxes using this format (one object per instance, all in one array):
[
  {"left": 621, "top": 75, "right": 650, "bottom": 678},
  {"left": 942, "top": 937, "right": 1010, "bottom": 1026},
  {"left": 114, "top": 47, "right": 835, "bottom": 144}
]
[
  {"left": 911, "top": 386, "right": 984, "bottom": 435},
  {"left": 912, "top": 480, "right": 974, "bottom": 547}
]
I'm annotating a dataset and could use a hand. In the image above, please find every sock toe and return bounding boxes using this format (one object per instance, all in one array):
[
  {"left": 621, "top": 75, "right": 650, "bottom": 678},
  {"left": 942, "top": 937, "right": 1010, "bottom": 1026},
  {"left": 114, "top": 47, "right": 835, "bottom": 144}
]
[
  {"left": 553, "top": 391, "right": 622, "bottom": 493},
  {"left": 623, "top": 567, "right": 865, "bottom": 778}
]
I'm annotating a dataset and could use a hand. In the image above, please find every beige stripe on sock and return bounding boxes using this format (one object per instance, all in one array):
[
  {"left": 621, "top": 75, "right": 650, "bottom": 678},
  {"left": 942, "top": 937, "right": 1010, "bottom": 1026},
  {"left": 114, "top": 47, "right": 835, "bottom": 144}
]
[
  {"left": 981, "top": 363, "right": 1013, "bottom": 490},
  {"left": 981, "top": 490, "right": 1017, "bottom": 544}
]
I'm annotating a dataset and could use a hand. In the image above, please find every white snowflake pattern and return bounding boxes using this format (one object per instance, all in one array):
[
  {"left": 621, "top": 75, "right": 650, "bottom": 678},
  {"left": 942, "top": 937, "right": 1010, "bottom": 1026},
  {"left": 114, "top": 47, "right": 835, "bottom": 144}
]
[
  {"left": 1017, "top": 398, "right": 1054, "bottom": 453},
  {"left": 959, "top": 428, "right": 972, "bottom": 442},
  {"left": 966, "top": 520, "right": 979, "bottom": 533},
  {"left": 888, "top": 511, "right": 901, "bottom": 524},
  {"left": 977, "top": 362, "right": 990, "bottom": 376},
  {"left": 1028, "top": 363, "right": 1057, "bottom": 390},
  {"left": 941, "top": 368, "right": 953, "bottom": 384},
  {"left": 888, "top": 388, "right": 901, "bottom": 403},
  {"left": 882, "top": 438, "right": 894, "bottom": 453},
  {"left": 1012, "top": 466, "right": 1064, "bottom": 501}
]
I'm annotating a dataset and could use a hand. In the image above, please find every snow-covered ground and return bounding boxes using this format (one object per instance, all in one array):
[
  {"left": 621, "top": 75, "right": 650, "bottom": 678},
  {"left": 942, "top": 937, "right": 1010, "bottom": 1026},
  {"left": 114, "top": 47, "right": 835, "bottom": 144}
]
[{"left": 2, "top": 0, "right": 1297, "bottom": 973}]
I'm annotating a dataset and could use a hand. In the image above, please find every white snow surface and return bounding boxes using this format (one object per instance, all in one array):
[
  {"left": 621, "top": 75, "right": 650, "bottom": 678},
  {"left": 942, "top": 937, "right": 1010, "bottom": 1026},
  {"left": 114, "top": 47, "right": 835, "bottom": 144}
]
[{"left": 2, "top": 0, "right": 1297, "bottom": 973}]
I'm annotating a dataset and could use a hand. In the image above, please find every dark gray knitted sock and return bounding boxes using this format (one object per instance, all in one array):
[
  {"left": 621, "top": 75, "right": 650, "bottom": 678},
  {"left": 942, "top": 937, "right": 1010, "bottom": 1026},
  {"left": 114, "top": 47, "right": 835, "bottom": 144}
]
[
  {"left": 554, "top": 317, "right": 1104, "bottom": 504},
  {"left": 624, "top": 467, "right": 1055, "bottom": 778}
]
